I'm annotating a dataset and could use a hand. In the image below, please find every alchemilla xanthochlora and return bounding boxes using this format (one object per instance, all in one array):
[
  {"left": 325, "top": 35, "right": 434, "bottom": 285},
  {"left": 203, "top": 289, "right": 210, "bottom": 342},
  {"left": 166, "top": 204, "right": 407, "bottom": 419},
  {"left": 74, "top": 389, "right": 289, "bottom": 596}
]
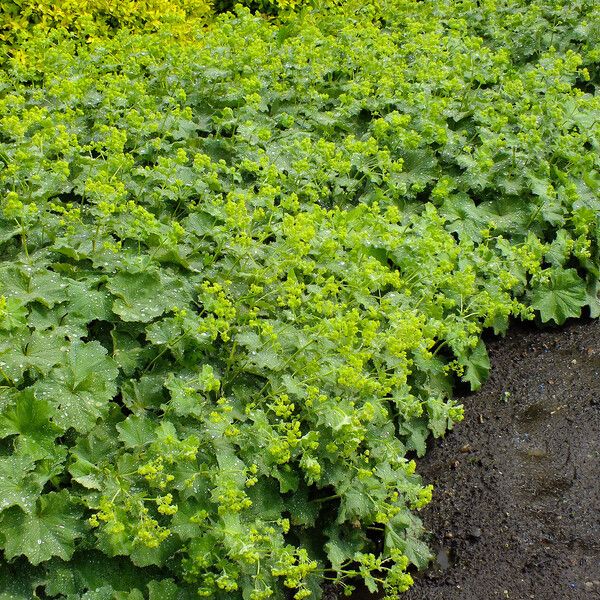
[{"left": 0, "top": 0, "right": 598, "bottom": 597}]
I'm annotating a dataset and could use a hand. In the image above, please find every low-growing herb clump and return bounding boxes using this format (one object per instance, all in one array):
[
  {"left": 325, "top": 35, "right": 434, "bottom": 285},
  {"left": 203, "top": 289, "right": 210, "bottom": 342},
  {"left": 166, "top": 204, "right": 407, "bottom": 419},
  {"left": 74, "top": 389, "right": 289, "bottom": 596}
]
[{"left": 0, "top": 0, "right": 598, "bottom": 598}]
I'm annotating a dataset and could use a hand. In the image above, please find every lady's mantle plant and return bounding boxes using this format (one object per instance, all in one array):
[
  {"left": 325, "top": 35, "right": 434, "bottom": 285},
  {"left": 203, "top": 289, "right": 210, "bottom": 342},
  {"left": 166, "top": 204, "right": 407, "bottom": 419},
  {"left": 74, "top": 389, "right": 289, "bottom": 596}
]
[{"left": 0, "top": 0, "right": 598, "bottom": 597}]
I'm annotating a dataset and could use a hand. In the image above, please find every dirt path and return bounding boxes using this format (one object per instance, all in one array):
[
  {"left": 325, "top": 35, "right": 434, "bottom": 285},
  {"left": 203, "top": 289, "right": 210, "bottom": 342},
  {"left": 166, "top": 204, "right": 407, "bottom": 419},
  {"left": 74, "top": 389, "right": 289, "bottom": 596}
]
[{"left": 394, "top": 318, "right": 600, "bottom": 600}]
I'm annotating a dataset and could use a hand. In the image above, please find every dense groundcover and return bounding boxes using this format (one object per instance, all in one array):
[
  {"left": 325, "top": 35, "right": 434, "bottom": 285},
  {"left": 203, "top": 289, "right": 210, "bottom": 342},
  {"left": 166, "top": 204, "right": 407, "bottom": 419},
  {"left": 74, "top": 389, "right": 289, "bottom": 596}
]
[{"left": 0, "top": 0, "right": 598, "bottom": 597}]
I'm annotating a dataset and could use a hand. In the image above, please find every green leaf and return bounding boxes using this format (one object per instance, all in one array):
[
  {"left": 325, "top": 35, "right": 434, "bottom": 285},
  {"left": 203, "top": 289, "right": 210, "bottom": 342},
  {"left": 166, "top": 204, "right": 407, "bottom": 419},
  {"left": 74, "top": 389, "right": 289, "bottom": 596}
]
[
  {"left": 248, "top": 347, "right": 284, "bottom": 372},
  {"left": 325, "top": 525, "right": 365, "bottom": 571},
  {"left": 385, "top": 513, "right": 432, "bottom": 570},
  {"left": 68, "top": 425, "right": 115, "bottom": 491},
  {"left": 81, "top": 587, "right": 117, "bottom": 600},
  {"left": 0, "top": 388, "right": 61, "bottom": 460},
  {"left": 396, "top": 149, "right": 438, "bottom": 187},
  {"left": 107, "top": 271, "right": 189, "bottom": 323},
  {"left": 400, "top": 535, "right": 431, "bottom": 570},
  {"left": 67, "top": 280, "right": 113, "bottom": 322},
  {"left": 0, "top": 558, "right": 40, "bottom": 599},
  {"left": 0, "top": 388, "right": 50, "bottom": 438},
  {"left": 0, "top": 491, "right": 83, "bottom": 565},
  {"left": 164, "top": 373, "right": 208, "bottom": 418},
  {"left": 477, "top": 196, "right": 530, "bottom": 238},
  {"left": 0, "top": 266, "right": 69, "bottom": 308},
  {"left": 129, "top": 535, "right": 181, "bottom": 568},
  {"left": 44, "top": 551, "right": 161, "bottom": 597},
  {"left": 285, "top": 485, "right": 319, "bottom": 527},
  {"left": 111, "top": 329, "right": 146, "bottom": 376},
  {"left": 0, "top": 456, "right": 45, "bottom": 513},
  {"left": 145, "top": 318, "right": 183, "bottom": 347},
  {"left": 586, "top": 276, "right": 600, "bottom": 319},
  {"left": 545, "top": 230, "right": 572, "bottom": 268},
  {"left": 247, "top": 478, "right": 285, "bottom": 521},
  {"left": 181, "top": 212, "right": 216, "bottom": 237},
  {"left": 272, "top": 464, "right": 300, "bottom": 494},
  {"left": 337, "top": 474, "right": 385, "bottom": 523},
  {"left": 147, "top": 580, "right": 181, "bottom": 600},
  {"left": 116, "top": 416, "right": 157, "bottom": 449},
  {"left": 34, "top": 341, "right": 118, "bottom": 433},
  {"left": 108, "top": 271, "right": 165, "bottom": 322},
  {"left": 425, "top": 397, "right": 456, "bottom": 438},
  {"left": 0, "top": 330, "right": 65, "bottom": 381},
  {"left": 0, "top": 221, "right": 20, "bottom": 246},
  {"left": 458, "top": 339, "right": 490, "bottom": 391},
  {"left": 440, "top": 194, "right": 487, "bottom": 241},
  {"left": 26, "top": 304, "right": 88, "bottom": 341},
  {"left": 316, "top": 403, "right": 353, "bottom": 432},
  {"left": 530, "top": 268, "right": 588, "bottom": 324},
  {"left": 121, "top": 374, "right": 166, "bottom": 413},
  {"left": 528, "top": 175, "right": 565, "bottom": 226},
  {"left": 398, "top": 418, "right": 428, "bottom": 457},
  {"left": 0, "top": 297, "right": 27, "bottom": 331},
  {"left": 169, "top": 498, "right": 209, "bottom": 541}
]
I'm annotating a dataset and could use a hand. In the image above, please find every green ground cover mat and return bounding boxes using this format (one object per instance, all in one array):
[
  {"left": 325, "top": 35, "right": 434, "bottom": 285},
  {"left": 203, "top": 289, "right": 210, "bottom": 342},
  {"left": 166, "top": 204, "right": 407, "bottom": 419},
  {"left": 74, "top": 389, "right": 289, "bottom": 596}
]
[{"left": 0, "top": 0, "right": 598, "bottom": 597}]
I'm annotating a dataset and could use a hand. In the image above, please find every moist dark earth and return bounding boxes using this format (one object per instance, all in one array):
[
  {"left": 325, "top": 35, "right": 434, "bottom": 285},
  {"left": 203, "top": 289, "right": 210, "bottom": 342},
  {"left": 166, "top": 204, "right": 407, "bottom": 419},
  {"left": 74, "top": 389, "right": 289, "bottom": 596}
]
[{"left": 351, "top": 318, "right": 600, "bottom": 600}]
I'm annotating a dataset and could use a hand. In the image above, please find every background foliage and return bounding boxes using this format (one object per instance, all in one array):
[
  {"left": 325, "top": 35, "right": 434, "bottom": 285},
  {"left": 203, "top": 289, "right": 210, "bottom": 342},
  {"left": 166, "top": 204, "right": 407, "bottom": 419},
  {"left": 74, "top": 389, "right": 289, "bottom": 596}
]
[
  {"left": 0, "top": 0, "right": 213, "bottom": 41},
  {"left": 0, "top": 0, "right": 598, "bottom": 598}
]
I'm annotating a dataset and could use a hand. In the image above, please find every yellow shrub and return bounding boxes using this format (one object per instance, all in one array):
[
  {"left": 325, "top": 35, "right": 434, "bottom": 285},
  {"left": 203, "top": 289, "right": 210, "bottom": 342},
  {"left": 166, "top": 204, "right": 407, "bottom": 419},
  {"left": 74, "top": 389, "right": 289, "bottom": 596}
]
[{"left": 1, "top": 0, "right": 213, "bottom": 41}]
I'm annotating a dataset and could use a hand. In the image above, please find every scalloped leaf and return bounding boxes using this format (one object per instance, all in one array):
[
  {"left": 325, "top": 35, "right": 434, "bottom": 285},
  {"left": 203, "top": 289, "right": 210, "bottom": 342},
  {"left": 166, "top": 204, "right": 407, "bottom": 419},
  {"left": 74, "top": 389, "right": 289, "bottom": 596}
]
[
  {"left": 33, "top": 342, "right": 118, "bottom": 433},
  {"left": 0, "top": 491, "right": 83, "bottom": 565},
  {"left": 530, "top": 268, "right": 588, "bottom": 324}
]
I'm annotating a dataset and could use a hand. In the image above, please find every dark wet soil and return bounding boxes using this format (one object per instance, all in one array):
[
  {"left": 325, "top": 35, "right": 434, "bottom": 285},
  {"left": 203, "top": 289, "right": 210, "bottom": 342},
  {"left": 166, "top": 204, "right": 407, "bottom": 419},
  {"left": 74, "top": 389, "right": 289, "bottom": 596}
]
[{"left": 401, "top": 318, "right": 600, "bottom": 600}]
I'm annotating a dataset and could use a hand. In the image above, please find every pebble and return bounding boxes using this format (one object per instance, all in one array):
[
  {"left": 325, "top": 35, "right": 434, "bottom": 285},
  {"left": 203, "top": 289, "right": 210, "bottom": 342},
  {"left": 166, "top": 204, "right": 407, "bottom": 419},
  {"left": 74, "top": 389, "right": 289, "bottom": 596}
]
[{"left": 525, "top": 447, "right": 547, "bottom": 458}]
